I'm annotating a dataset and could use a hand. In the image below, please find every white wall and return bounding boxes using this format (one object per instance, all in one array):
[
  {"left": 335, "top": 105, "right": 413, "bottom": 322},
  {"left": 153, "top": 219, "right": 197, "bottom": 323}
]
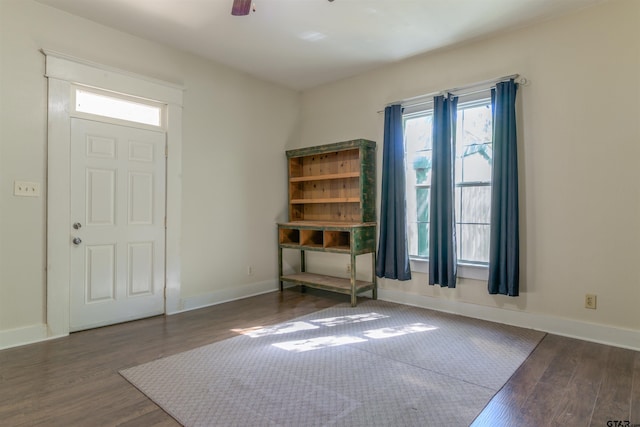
[
  {"left": 0, "top": 0, "right": 299, "bottom": 347},
  {"left": 2, "top": 0, "right": 638, "bottom": 351},
  {"left": 293, "top": 0, "right": 640, "bottom": 349}
]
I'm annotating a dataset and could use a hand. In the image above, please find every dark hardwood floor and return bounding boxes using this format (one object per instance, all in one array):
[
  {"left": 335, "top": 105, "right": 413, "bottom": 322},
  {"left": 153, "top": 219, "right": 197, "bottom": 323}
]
[{"left": 1, "top": 287, "right": 638, "bottom": 426}]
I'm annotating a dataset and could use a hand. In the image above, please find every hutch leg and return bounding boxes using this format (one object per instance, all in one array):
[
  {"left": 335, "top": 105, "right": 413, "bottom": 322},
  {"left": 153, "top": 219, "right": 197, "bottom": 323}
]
[
  {"left": 300, "top": 250, "right": 306, "bottom": 293},
  {"left": 278, "top": 246, "right": 283, "bottom": 292},
  {"left": 371, "top": 251, "right": 377, "bottom": 300},
  {"left": 350, "top": 252, "right": 357, "bottom": 307}
]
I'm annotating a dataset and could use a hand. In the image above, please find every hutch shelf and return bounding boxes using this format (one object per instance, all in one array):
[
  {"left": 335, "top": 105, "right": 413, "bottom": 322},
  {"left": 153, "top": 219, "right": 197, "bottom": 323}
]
[{"left": 277, "top": 139, "right": 377, "bottom": 306}]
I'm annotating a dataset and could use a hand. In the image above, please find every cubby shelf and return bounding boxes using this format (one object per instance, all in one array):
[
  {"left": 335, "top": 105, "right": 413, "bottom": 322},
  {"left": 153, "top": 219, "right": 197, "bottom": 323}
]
[
  {"left": 290, "top": 197, "right": 360, "bottom": 204},
  {"left": 289, "top": 171, "right": 360, "bottom": 182},
  {"left": 277, "top": 139, "right": 377, "bottom": 307}
]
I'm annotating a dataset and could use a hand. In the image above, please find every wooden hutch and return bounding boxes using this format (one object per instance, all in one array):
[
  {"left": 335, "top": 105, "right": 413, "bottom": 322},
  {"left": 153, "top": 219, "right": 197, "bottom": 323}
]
[{"left": 277, "top": 139, "right": 377, "bottom": 306}]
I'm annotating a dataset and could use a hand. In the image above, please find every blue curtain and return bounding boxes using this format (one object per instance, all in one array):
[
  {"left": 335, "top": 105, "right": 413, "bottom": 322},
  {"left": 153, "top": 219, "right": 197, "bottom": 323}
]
[
  {"left": 429, "top": 95, "right": 458, "bottom": 287},
  {"left": 376, "top": 105, "right": 411, "bottom": 280},
  {"left": 488, "top": 80, "right": 519, "bottom": 296}
]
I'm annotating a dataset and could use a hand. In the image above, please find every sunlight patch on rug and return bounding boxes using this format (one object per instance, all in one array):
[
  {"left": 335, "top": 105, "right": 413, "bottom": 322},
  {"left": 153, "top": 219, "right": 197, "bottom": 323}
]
[{"left": 273, "top": 334, "right": 368, "bottom": 352}]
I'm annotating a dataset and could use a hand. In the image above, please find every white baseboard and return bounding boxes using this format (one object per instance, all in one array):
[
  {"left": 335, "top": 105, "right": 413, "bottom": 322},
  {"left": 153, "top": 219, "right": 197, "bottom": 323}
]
[
  {"left": 1, "top": 281, "right": 279, "bottom": 349},
  {"left": 5, "top": 285, "right": 635, "bottom": 352},
  {"left": 0, "top": 323, "right": 65, "bottom": 350},
  {"left": 379, "top": 288, "right": 640, "bottom": 352},
  {"left": 171, "top": 280, "right": 279, "bottom": 314}
]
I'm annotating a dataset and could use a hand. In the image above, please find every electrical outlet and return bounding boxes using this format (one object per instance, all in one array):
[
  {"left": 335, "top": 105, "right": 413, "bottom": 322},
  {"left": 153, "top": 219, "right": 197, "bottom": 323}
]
[
  {"left": 14, "top": 181, "right": 40, "bottom": 197},
  {"left": 346, "top": 264, "right": 351, "bottom": 273},
  {"left": 585, "top": 294, "right": 597, "bottom": 309}
]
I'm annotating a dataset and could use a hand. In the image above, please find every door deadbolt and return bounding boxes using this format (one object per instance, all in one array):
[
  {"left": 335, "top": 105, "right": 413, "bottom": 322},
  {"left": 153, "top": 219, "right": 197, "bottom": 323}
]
[{"left": 73, "top": 222, "right": 82, "bottom": 230}]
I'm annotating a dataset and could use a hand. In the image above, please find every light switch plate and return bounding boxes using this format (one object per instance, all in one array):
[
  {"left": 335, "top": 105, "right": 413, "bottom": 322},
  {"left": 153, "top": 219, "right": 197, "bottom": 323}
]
[{"left": 14, "top": 181, "right": 41, "bottom": 197}]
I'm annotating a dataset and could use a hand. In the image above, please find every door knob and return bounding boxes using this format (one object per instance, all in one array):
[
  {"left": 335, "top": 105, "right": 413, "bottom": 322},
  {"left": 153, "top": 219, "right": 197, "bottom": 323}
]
[
  {"left": 73, "top": 222, "right": 82, "bottom": 230},
  {"left": 72, "top": 237, "right": 82, "bottom": 245}
]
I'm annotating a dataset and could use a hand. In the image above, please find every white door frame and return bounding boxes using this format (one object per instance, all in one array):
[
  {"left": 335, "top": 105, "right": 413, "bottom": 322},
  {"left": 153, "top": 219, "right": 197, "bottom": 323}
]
[{"left": 44, "top": 50, "right": 183, "bottom": 338}]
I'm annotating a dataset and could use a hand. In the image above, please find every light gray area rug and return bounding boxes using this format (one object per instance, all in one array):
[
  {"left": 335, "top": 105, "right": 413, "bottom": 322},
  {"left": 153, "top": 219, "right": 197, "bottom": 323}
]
[{"left": 120, "top": 300, "right": 544, "bottom": 426}]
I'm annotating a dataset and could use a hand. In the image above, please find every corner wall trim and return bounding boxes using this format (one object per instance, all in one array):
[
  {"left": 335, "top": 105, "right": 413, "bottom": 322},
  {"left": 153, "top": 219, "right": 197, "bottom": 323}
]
[
  {"left": 0, "top": 324, "right": 63, "bottom": 351},
  {"left": 378, "top": 288, "right": 640, "bottom": 351}
]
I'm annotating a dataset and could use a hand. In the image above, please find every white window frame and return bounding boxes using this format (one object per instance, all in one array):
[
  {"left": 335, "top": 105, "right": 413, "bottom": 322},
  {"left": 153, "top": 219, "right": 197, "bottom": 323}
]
[{"left": 404, "top": 91, "right": 493, "bottom": 281}]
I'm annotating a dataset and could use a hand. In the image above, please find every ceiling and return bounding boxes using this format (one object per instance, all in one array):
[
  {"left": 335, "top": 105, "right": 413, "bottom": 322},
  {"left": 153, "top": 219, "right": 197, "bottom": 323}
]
[{"left": 37, "top": 0, "right": 603, "bottom": 90}]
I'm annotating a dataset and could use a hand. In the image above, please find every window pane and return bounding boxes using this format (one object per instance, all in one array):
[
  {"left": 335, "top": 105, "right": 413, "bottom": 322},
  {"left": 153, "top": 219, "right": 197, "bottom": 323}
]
[
  {"left": 460, "top": 144, "right": 492, "bottom": 183},
  {"left": 454, "top": 155, "right": 462, "bottom": 183},
  {"left": 459, "top": 105, "right": 492, "bottom": 146},
  {"left": 405, "top": 113, "right": 433, "bottom": 259},
  {"left": 405, "top": 115, "right": 433, "bottom": 151},
  {"left": 417, "top": 223, "right": 429, "bottom": 257},
  {"left": 458, "top": 102, "right": 492, "bottom": 184},
  {"left": 408, "top": 151, "right": 432, "bottom": 185},
  {"left": 455, "top": 186, "right": 461, "bottom": 222},
  {"left": 460, "top": 186, "right": 491, "bottom": 223},
  {"left": 408, "top": 221, "right": 418, "bottom": 256},
  {"left": 416, "top": 187, "right": 429, "bottom": 222},
  {"left": 459, "top": 224, "right": 490, "bottom": 263},
  {"left": 75, "top": 89, "right": 162, "bottom": 127}
]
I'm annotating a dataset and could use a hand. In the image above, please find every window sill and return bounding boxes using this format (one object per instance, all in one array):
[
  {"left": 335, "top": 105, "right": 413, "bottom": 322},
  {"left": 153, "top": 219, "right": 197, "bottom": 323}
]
[{"left": 409, "top": 258, "right": 488, "bottom": 281}]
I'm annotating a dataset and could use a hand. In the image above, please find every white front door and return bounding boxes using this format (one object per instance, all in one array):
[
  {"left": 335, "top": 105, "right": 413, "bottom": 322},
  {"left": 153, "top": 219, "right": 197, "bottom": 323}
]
[{"left": 69, "top": 118, "right": 166, "bottom": 332}]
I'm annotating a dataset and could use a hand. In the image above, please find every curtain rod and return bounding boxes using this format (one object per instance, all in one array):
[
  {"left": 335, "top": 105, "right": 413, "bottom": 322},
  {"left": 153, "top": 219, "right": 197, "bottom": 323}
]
[{"left": 378, "top": 73, "right": 524, "bottom": 113}]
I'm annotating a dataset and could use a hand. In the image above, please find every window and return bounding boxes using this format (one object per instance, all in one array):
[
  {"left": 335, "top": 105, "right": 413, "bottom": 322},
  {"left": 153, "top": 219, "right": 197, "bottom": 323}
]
[
  {"left": 404, "top": 97, "right": 493, "bottom": 267},
  {"left": 72, "top": 85, "right": 164, "bottom": 128}
]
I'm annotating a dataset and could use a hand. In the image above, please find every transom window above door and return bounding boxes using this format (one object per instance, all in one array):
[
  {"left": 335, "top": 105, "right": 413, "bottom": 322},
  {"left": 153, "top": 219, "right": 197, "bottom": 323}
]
[{"left": 72, "top": 85, "right": 165, "bottom": 129}]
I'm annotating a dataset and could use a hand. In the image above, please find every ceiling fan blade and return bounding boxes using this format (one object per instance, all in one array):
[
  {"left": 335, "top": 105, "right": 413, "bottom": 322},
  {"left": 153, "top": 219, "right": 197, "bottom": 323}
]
[{"left": 231, "top": 0, "right": 252, "bottom": 16}]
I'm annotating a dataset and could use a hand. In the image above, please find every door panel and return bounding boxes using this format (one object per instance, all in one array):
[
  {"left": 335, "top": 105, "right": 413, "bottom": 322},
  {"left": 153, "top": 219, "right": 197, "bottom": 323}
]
[
  {"left": 128, "top": 242, "right": 154, "bottom": 296},
  {"left": 70, "top": 118, "right": 166, "bottom": 332},
  {"left": 128, "top": 172, "right": 153, "bottom": 224},
  {"left": 86, "top": 244, "right": 116, "bottom": 302},
  {"left": 86, "top": 168, "right": 116, "bottom": 225}
]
